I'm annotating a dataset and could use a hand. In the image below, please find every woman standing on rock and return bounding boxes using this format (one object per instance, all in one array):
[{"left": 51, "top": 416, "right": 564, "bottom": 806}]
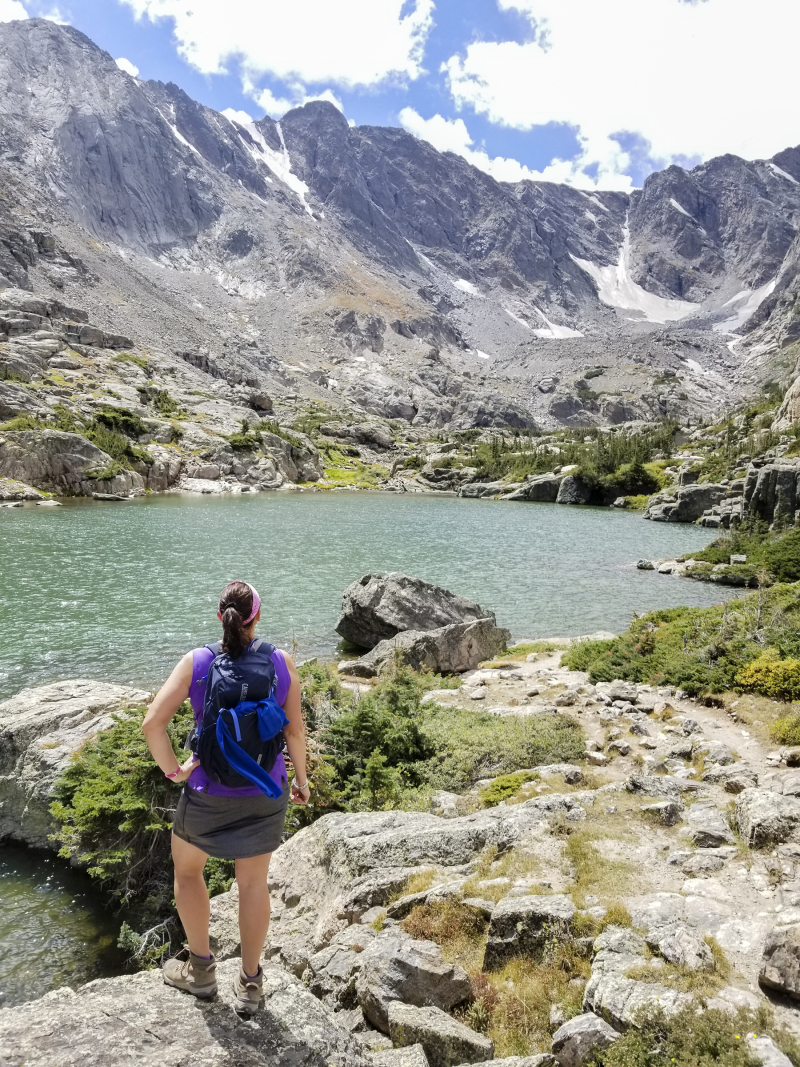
[{"left": 142, "top": 580, "right": 310, "bottom": 1013}]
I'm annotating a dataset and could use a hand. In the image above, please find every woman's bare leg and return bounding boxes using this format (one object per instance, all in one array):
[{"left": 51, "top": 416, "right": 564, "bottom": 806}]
[
  {"left": 171, "top": 832, "right": 211, "bottom": 956},
  {"left": 235, "top": 853, "right": 272, "bottom": 975}
]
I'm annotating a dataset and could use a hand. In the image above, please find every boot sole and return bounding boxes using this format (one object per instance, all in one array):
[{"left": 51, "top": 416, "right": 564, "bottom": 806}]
[{"left": 163, "top": 975, "right": 218, "bottom": 998}]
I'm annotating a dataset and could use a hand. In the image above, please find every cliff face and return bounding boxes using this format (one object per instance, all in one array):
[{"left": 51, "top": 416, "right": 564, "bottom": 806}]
[{"left": 2, "top": 17, "right": 800, "bottom": 430}]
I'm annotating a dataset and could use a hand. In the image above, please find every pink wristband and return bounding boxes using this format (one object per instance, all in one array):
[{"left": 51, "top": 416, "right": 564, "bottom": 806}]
[{"left": 165, "top": 768, "right": 180, "bottom": 779}]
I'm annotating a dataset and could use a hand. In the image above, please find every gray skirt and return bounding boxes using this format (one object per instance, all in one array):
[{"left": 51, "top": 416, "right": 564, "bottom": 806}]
[{"left": 172, "top": 784, "right": 290, "bottom": 859}]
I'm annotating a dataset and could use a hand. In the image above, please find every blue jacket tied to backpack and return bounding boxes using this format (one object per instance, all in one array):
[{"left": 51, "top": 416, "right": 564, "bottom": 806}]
[{"left": 192, "top": 638, "right": 289, "bottom": 798}]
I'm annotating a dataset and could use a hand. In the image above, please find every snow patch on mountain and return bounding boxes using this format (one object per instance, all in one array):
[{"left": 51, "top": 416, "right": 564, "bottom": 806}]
[
  {"left": 713, "top": 277, "right": 778, "bottom": 334},
  {"left": 454, "top": 278, "right": 482, "bottom": 296},
  {"left": 571, "top": 226, "right": 698, "bottom": 324},
  {"left": 222, "top": 109, "right": 313, "bottom": 214},
  {"left": 768, "top": 162, "right": 799, "bottom": 186}
]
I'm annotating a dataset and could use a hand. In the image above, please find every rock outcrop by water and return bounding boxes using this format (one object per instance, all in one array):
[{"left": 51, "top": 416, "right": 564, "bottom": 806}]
[
  {"left": 0, "top": 679, "right": 149, "bottom": 848},
  {"left": 336, "top": 574, "right": 509, "bottom": 676},
  {"left": 336, "top": 573, "right": 496, "bottom": 650}
]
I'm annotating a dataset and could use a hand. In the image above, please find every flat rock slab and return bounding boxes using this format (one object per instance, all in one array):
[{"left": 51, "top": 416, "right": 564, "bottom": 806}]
[
  {"left": 0, "top": 960, "right": 371, "bottom": 1067},
  {"left": 686, "top": 804, "right": 735, "bottom": 848},
  {"left": 373, "top": 1046, "right": 431, "bottom": 1067},
  {"left": 583, "top": 972, "right": 693, "bottom": 1029},
  {"left": 388, "top": 1003, "right": 494, "bottom": 1067},
  {"left": 484, "top": 894, "right": 575, "bottom": 970},
  {"left": 460, "top": 1058, "right": 556, "bottom": 1067}
]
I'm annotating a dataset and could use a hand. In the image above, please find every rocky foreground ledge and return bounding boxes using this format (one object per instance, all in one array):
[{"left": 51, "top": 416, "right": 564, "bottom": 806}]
[{"left": 4, "top": 645, "right": 800, "bottom": 1064}]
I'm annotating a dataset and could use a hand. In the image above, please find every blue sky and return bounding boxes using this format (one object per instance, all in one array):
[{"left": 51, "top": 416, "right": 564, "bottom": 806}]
[{"left": 4, "top": 0, "right": 799, "bottom": 191}]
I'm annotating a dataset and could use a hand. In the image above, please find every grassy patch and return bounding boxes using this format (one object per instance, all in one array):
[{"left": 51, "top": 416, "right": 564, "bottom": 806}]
[
  {"left": 321, "top": 460, "right": 388, "bottom": 489},
  {"left": 461, "top": 845, "right": 546, "bottom": 902},
  {"left": 402, "top": 899, "right": 487, "bottom": 972},
  {"left": 419, "top": 705, "right": 585, "bottom": 791},
  {"left": 499, "top": 641, "right": 567, "bottom": 659},
  {"left": 0, "top": 414, "right": 44, "bottom": 431},
  {"left": 114, "top": 352, "right": 150, "bottom": 372}
]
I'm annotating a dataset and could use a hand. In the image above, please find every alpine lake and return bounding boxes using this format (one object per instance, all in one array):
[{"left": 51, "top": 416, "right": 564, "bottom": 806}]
[{"left": 0, "top": 490, "right": 738, "bottom": 1006}]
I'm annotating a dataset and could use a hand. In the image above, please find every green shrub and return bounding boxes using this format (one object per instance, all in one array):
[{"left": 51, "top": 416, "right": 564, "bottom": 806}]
[
  {"left": 737, "top": 652, "right": 800, "bottom": 702},
  {"left": 93, "top": 405, "right": 147, "bottom": 438},
  {"left": 772, "top": 709, "right": 800, "bottom": 746},
  {"left": 480, "top": 771, "right": 539, "bottom": 807},
  {"left": 50, "top": 704, "right": 194, "bottom": 920},
  {"left": 562, "top": 586, "right": 800, "bottom": 697},
  {"left": 590, "top": 1003, "right": 799, "bottom": 1067},
  {"left": 85, "top": 421, "right": 151, "bottom": 468},
  {"left": 84, "top": 461, "right": 126, "bottom": 481},
  {"left": 403, "top": 454, "right": 424, "bottom": 470}
]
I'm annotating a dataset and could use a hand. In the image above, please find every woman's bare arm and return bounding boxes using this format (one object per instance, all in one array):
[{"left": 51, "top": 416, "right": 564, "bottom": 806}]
[
  {"left": 281, "top": 656, "right": 309, "bottom": 805},
  {"left": 142, "top": 652, "right": 198, "bottom": 783}
]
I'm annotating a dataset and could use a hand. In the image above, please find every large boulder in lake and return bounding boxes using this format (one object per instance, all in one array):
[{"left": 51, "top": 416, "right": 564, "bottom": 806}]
[
  {"left": 335, "top": 573, "right": 496, "bottom": 650},
  {"left": 0, "top": 679, "right": 149, "bottom": 848},
  {"left": 343, "top": 618, "right": 511, "bottom": 678}
]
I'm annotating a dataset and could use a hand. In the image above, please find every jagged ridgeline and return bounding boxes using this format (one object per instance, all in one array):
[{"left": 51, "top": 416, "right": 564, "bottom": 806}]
[{"left": 1, "top": 13, "right": 800, "bottom": 500}]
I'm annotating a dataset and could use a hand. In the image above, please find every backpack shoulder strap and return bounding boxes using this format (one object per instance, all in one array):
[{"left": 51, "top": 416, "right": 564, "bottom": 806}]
[{"left": 206, "top": 642, "right": 223, "bottom": 657}]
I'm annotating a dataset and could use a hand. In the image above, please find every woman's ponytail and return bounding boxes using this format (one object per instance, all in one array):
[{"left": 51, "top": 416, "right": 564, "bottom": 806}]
[
  {"left": 221, "top": 605, "right": 248, "bottom": 659},
  {"left": 218, "top": 580, "right": 256, "bottom": 658}
]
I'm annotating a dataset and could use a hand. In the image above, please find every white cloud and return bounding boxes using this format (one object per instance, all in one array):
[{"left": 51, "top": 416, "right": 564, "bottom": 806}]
[
  {"left": 443, "top": 0, "right": 800, "bottom": 188},
  {"left": 398, "top": 107, "right": 622, "bottom": 189},
  {"left": 120, "top": 0, "right": 434, "bottom": 87},
  {"left": 115, "top": 56, "right": 140, "bottom": 77},
  {"left": 39, "top": 5, "right": 68, "bottom": 22},
  {"left": 0, "top": 0, "right": 28, "bottom": 21}
]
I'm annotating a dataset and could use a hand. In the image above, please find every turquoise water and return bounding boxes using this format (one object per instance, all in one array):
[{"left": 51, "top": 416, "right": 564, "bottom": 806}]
[
  {"left": 0, "top": 492, "right": 735, "bottom": 700},
  {"left": 0, "top": 844, "right": 126, "bottom": 1008}
]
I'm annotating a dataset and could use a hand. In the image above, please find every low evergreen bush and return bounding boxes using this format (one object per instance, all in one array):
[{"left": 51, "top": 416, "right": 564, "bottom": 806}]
[{"left": 562, "top": 585, "right": 800, "bottom": 697}]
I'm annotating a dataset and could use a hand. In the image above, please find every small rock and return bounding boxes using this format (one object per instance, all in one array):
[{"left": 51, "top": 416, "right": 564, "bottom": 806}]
[
  {"left": 468, "top": 689, "right": 487, "bottom": 701},
  {"left": 484, "top": 895, "right": 575, "bottom": 971},
  {"left": 586, "top": 751, "right": 610, "bottom": 767},
  {"left": 636, "top": 560, "right": 655, "bottom": 570},
  {"left": 642, "top": 801, "right": 684, "bottom": 826},
  {"left": 551, "top": 1012, "right": 619, "bottom": 1067},
  {"left": 387, "top": 1002, "right": 494, "bottom": 1067},
  {"left": 760, "top": 925, "right": 800, "bottom": 1000},
  {"left": 607, "top": 740, "right": 631, "bottom": 757}
]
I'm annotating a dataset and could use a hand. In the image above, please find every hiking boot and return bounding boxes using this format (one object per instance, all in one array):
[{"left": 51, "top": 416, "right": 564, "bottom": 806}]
[
  {"left": 162, "top": 948, "right": 217, "bottom": 998},
  {"left": 233, "top": 964, "right": 263, "bottom": 1014}
]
